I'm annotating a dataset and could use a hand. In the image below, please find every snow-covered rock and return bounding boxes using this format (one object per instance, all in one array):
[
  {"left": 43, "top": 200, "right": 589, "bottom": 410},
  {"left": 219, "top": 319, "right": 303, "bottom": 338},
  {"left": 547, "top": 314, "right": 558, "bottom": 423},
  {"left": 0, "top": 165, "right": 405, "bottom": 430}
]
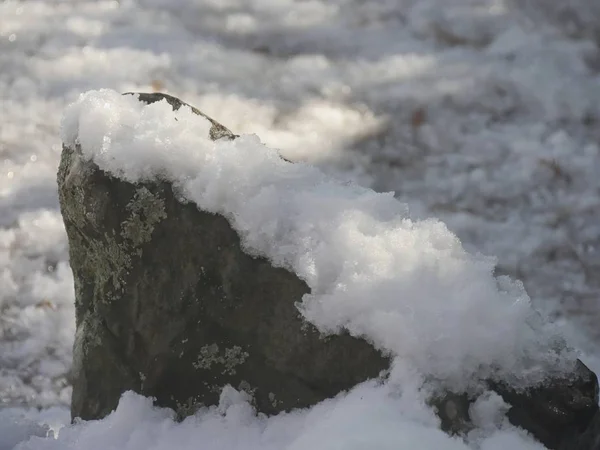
[{"left": 57, "top": 91, "right": 599, "bottom": 450}]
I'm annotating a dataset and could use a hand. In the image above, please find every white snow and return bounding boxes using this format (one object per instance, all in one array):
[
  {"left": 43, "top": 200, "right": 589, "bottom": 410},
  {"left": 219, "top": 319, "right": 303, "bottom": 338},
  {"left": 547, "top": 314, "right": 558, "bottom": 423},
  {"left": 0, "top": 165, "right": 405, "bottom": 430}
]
[
  {"left": 11, "top": 386, "right": 547, "bottom": 450},
  {"left": 1, "top": 0, "right": 599, "bottom": 449}
]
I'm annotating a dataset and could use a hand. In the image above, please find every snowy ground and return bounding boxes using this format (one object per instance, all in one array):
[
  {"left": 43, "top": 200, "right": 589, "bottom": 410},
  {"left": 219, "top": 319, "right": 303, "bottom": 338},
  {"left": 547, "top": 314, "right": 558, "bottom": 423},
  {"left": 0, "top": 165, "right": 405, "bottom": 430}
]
[{"left": 0, "top": 0, "right": 599, "bottom": 449}]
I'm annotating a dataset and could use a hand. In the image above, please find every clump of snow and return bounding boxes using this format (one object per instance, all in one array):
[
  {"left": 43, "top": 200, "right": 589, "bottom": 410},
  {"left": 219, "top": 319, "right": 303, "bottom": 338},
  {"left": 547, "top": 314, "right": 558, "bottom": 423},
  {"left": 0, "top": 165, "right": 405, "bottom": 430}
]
[
  {"left": 9, "top": 386, "right": 547, "bottom": 450},
  {"left": 61, "top": 89, "right": 576, "bottom": 391}
]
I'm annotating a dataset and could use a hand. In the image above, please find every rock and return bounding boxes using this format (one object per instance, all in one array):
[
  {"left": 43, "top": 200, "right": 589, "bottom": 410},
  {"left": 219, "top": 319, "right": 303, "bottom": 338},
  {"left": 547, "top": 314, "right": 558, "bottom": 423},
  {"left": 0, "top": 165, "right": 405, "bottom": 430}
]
[
  {"left": 569, "top": 409, "right": 600, "bottom": 450},
  {"left": 490, "top": 360, "right": 598, "bottom": 450},
  {"left": 434, "top": 361, "right": 599, "bottom": 450},
  {"left": 58, "top": 92, "right": 390, "bottom": 422},
  {"left": 122, "top": 92, "right": 237, "bottom": 141},
  {"left": 58, "top": 92, "right": 598, "bottom": 449}
]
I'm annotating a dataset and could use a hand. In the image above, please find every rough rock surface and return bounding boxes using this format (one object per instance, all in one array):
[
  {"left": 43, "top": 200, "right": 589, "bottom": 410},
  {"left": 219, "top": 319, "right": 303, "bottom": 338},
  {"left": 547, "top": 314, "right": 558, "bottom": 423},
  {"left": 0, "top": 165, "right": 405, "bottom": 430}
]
[
  {"left": 58, "top": 93, "right": 598, "bottom": 450},
  {"left": 490, "top": 360, "right": 598, "bottom": 450},
  {"left": 58, "top": 92, "right": 390, "bottom": 422}
]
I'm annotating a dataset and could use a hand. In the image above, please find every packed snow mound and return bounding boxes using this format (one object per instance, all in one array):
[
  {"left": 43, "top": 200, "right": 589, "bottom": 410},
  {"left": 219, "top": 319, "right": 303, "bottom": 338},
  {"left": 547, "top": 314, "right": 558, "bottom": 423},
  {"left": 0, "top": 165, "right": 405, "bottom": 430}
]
[
  {"left": 11, "top": 387, "right": 547, "bottom": 450},
  {"left": 62, "top": 89, "right": 576, "bottom": 391}
]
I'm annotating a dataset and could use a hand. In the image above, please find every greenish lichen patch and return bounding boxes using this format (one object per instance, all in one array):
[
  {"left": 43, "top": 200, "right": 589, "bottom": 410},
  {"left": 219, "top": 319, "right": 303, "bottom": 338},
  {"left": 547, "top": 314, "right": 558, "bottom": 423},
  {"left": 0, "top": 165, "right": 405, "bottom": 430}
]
[
  {"left": 60, "top": 178, "right": 89, "bottom": 230},
  {"left": 85, "top": 230, "right": 132, "bottom": 299},
  {"left": 68, "top": 187, "right": 89, "bottom": 229},
  {"left": 65, "top": 183, "right": 168, "bottom": 304},
  {"left": 268, "top": 392, "right": 281, "bottom": 408},
  {"left": 237, "top": 380, "right": 257, "bottom": 398},
  {"left": 58, "top": 145, "right": 96, "bottom": 230},
  {"left": 193, "top": 343, "right": 219, "bottom": 370},
  {"left": 193, "top": 344, "right": 249, "bottom": 375},
  {"left": 174, "top": 395, "right": 203, "bottom": 421},
  {"left": 121, "top": 187, "right": 167, "bottom": 247}
]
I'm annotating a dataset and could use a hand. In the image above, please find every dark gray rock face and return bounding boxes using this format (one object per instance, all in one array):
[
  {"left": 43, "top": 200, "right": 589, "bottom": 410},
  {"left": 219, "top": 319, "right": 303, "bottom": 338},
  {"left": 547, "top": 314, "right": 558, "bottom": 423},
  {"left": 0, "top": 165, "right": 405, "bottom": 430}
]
[
  {"left": 570, "top": 409, "right": 600, "bottom": 450},
  {"left": 58, "top": 92, "right": 598, "bottom": 450},
  {"left": 491, "top": 360, "right": 598, "bottom": 450},
  {"left": 433, "top": 360, "right": 598, "bottom": 450}
]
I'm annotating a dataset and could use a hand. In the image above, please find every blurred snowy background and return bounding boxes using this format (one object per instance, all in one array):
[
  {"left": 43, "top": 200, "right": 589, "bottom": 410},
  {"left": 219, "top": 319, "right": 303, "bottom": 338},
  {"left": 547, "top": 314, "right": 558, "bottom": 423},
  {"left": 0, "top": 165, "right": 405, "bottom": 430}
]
[{"left": 0, "top": 0, "right": 599, "bottom": 447}]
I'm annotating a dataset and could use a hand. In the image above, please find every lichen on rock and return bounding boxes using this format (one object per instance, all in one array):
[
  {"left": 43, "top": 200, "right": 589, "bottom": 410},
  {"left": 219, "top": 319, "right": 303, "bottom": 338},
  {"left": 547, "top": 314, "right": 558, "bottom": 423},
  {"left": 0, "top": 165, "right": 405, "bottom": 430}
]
[
  {"left": 85, "top": 231, "right": 132, "bottom": 298},
  {"left": 56, "top": 145, "right": 92, "bottom": 230},
  {"left": 121, "top": 187, "right": 167, "bottom": 247},
  {"left": 174, "top": 396, "right": 203, "bottom": 421},
  {"left": 193, "top": 344, "right": 249, "bottom": 376}
]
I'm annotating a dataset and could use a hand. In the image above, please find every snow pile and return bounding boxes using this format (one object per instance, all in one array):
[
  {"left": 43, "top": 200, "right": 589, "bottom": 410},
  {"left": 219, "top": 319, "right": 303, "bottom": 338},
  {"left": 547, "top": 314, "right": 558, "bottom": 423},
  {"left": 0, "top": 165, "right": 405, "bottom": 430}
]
[
  {"left": 61, "top": 89, "right": 576, "bottom": 391},
  {"left": 12, "top": 386, "right": 546, "bottom": 450}
]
